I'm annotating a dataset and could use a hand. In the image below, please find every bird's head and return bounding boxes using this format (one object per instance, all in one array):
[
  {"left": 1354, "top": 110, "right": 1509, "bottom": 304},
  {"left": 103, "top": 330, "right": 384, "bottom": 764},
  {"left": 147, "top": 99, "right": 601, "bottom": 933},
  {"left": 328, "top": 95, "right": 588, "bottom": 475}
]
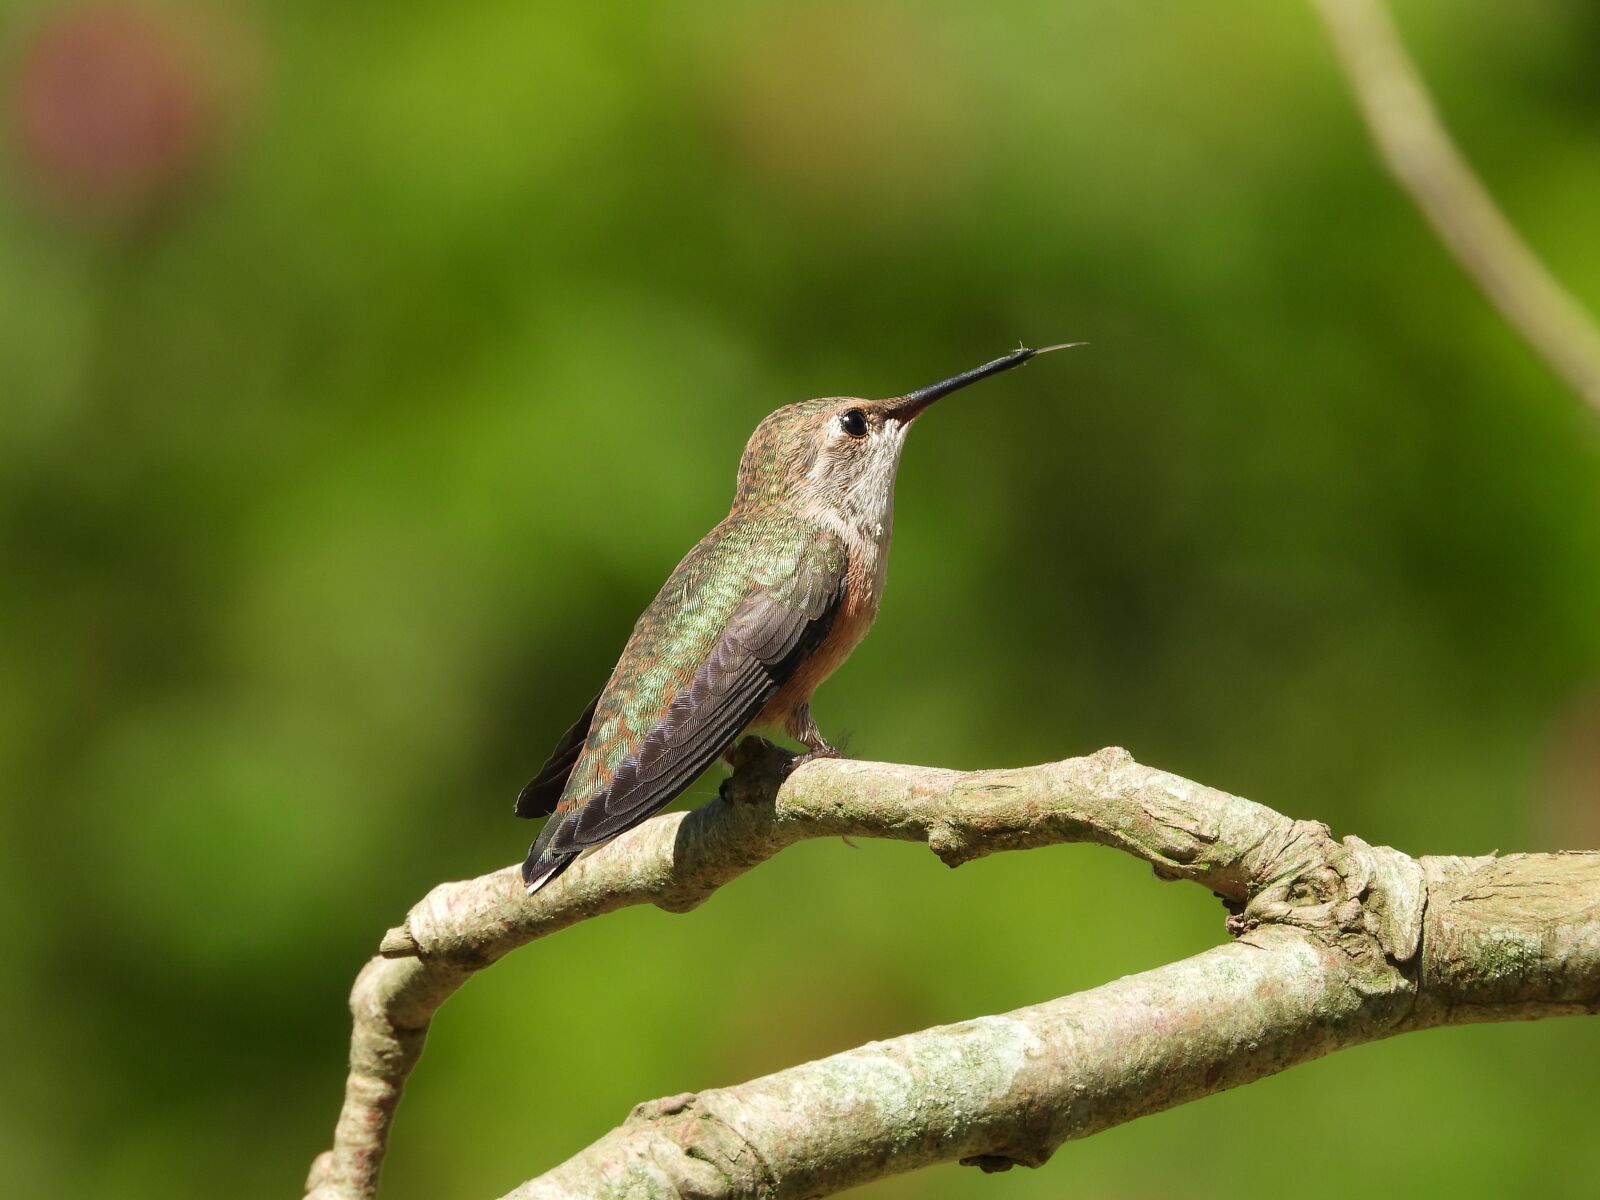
[{"left": 732, "top": 345, "right": 1079, "bottom": 532}]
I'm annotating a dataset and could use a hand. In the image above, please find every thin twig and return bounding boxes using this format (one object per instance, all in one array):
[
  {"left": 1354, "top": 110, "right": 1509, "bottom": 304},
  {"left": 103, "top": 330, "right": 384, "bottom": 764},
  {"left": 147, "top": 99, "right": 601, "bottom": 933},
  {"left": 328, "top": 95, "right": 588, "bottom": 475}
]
[{"left": 1312, "top": 0, "right": 1600, "bottom": 413}]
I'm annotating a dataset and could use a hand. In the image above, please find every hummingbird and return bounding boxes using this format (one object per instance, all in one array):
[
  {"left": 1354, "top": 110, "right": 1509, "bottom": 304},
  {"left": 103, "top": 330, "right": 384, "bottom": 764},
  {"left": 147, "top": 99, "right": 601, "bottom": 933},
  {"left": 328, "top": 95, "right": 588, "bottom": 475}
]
[{"left": 515, "top": 345, "right": 1077, "bottom": 894}]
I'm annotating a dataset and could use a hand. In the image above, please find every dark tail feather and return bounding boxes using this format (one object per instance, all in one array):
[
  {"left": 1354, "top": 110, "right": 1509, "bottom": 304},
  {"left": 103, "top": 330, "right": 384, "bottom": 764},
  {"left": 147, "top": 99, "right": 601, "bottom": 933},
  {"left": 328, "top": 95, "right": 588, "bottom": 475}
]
[
  {"left": 522, "top": 845, "right": 577, "bottom": 895},
  {"left": 516, "top": 692, "right": 601, "bottom": 819}
]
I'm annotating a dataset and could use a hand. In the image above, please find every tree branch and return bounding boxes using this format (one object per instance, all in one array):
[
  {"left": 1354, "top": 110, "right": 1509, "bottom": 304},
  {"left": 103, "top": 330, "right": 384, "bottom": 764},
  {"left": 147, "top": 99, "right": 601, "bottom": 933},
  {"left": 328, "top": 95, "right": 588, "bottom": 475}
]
[
  {"left": 304, "top": 741, "right": 1600, "bottom": 1200},
  {"left": 1311, "top": 0, "right": 1600, "bottom": 414},
  {"left": 505, "top": 851, "right": 1600, "bottom": 1199},
  {"left": 509, "top": 935, "right": 1351, "bottom": 1198}
]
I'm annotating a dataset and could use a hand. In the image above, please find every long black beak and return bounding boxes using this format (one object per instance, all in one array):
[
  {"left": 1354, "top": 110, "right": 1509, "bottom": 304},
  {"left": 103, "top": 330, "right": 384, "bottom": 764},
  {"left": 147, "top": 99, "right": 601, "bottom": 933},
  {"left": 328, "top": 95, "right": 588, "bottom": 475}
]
[{"left": 883, "top": 343, "right": 1083, "bottom": 423}]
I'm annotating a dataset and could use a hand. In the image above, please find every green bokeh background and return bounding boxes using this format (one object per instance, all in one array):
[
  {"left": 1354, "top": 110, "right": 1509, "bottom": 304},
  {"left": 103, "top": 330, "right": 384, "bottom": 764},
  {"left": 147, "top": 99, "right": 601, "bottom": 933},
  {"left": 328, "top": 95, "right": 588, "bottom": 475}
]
[{"left": 3, "top": 1, "right": 1598, "bottom": 1197}]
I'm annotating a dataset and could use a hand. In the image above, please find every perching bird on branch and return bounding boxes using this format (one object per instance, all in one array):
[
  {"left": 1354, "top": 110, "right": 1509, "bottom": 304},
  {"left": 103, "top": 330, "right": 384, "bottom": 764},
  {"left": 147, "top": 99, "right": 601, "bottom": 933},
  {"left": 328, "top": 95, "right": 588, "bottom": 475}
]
[{"left": 514, "top": 345, "right": 1077, "bottom": 893}]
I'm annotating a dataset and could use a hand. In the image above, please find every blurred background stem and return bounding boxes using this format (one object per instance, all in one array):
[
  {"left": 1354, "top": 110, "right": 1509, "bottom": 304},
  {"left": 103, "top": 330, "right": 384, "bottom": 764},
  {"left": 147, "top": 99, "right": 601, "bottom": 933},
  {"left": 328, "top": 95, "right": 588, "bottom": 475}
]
[{"left": 1313, "top": 0, "right": 1600, "bottom": 414}]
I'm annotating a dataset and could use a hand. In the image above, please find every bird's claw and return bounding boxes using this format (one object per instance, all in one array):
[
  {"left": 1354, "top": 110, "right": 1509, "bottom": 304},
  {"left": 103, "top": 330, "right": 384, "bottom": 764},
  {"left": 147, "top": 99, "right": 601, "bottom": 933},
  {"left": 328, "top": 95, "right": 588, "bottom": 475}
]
[{"left": 786, "top": 745, "right": 844, "bottom": 775}]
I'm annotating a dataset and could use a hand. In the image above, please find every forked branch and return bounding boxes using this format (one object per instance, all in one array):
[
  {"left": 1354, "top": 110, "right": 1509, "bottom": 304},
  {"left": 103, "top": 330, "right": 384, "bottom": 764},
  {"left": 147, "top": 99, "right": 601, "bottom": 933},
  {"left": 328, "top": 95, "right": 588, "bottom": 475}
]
[{"left": 305, "top": 740, "right": 1600, "bottom": 1199}]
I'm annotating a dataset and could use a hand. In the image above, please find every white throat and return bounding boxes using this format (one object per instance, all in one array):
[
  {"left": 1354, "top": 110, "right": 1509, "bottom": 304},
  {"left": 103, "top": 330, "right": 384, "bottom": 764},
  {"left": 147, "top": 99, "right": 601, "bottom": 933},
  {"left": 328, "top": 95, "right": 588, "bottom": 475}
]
[{"left": 810, "top": 419, "right": 906, "bottom": 588}]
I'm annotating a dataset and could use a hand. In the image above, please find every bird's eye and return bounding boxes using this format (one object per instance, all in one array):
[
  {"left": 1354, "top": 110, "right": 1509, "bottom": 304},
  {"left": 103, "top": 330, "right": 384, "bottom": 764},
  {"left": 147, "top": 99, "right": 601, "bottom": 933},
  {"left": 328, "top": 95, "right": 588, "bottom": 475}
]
[{"left": 839, "top": 408, "right": 869, "bottom": 438}]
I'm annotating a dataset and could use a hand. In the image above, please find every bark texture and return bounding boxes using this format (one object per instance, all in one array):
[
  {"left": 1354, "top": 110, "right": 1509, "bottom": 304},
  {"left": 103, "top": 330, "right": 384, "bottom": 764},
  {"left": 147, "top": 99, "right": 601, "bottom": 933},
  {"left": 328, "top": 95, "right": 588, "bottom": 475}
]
[{"left": 304, "top": 741, "right": 1600, "bottom": 1200}]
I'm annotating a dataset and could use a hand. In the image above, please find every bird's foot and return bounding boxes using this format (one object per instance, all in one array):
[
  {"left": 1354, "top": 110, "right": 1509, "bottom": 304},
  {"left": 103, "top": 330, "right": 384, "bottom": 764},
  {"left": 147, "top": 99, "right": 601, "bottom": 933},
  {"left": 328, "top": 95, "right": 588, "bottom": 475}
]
[
  {"left": 784, "top": 704, "right": 846, "bottom": 771},
  {"left": 785, "top": 742, "right": 844, "bottom": 775}
]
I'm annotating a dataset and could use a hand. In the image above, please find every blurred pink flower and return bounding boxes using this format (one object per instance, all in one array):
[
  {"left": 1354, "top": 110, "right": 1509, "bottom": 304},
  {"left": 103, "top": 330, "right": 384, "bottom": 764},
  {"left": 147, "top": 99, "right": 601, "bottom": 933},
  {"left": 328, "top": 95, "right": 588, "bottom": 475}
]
[{"left": 10, "top": 1, "right": 247, "bottom": 222}]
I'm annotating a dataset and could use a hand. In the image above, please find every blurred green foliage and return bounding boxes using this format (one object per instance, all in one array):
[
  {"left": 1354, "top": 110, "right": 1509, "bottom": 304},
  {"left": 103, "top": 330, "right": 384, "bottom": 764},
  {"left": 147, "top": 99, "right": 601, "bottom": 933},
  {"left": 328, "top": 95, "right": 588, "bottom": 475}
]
[{"left": 2, "top": 1, "right": 1598, "bottom": 1197}]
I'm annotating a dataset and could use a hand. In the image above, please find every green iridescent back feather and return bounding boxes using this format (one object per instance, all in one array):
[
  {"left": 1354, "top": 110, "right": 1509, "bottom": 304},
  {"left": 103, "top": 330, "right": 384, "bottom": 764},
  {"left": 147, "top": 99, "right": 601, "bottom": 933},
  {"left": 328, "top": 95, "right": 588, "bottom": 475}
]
[{"left": 555, "top": 398, "right": 848, "bottom": 816}]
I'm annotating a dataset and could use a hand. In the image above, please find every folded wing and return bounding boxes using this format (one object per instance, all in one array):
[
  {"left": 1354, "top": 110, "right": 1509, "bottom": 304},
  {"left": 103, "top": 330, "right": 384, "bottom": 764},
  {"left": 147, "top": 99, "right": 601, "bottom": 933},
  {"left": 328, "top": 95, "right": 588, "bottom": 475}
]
[{"left": 547, "top": 573, "right": 842, "bottom": 853}]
